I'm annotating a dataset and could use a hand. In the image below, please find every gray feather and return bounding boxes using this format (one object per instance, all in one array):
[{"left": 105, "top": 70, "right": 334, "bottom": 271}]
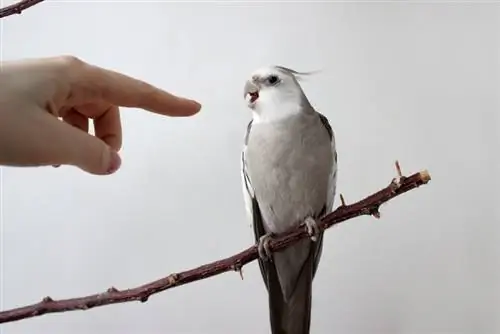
[
  {"left": 242, "top": 109, "right": 337, "bottom": 334},
  {"left": 273, "top": 66, "right": 321, "bottom": 80}
]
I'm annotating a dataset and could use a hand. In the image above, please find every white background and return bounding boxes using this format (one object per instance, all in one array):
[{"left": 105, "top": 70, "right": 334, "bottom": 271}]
[{"left": 0, "top": 1, "right": 498, "bottom": 333}]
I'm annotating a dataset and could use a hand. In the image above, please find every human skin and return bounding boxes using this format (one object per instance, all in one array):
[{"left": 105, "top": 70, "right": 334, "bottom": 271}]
[{"left": 0, "top": 56, "right": 202, "bottom": 175}]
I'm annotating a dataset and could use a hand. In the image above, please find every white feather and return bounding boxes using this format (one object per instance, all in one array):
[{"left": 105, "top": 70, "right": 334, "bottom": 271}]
[
  {"left": 241, "top": 124, "right": 256, "bottom": 229},
  {"left": 241, "top": 149, "right": 253, "bottom": 221}
]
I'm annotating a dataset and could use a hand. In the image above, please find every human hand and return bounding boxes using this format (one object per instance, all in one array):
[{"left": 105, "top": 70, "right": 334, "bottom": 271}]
[{"left": 0, "top": 56, "right": 201, "bottom": 175}]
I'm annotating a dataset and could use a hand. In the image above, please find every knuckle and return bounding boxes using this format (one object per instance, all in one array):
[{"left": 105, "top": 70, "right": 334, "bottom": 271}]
[
  {"left": 54, "top": 55, "right": 86, "bottom": 74},
  {"left": 58, "top": 55, "right": 84, "bottom": 67}
]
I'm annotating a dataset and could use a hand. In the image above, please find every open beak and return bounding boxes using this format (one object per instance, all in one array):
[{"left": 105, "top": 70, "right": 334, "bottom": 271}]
[{"left": 244, "top": 80, "right": 259, "bottom": 104}]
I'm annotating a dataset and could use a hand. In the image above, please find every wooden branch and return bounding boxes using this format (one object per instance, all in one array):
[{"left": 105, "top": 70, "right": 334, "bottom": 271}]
[
  {"left": 0, "top": 0, "right": 45, "bottom": 19},
  {"left": 0, "top": 162, "right": 431, "bottom": 324}
]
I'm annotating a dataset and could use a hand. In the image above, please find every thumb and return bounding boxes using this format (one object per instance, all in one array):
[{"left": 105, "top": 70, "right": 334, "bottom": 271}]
[
  {"left": 64, "top": 126, "right": 122, "bottom": 175},
  {"left": 32, "top": 111, "right": 122, "bottom": 175},
  {"left": 71, "top": 137, "right": 122, "bottom": 175}
]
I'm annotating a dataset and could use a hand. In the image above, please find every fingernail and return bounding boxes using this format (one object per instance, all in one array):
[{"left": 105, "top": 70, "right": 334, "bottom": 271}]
[
  {"left": 189, "top": 99, "right": 201, "bottom": 108},
  {"left": 182, "top": 98, "right": 202, "bottom": 114},
  {"left": 107, "top": 151, "right": 121, "bottom": 174}
]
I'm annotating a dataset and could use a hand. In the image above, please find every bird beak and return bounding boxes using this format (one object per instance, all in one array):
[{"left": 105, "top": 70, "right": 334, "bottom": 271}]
[{"left": 244, "top": 80, "right": 260, "bottom": 104}]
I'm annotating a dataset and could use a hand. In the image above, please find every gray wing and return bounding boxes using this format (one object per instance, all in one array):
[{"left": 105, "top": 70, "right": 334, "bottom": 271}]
[
  {"left": 318, "top": 112, "right": 338, "bottom": 213},
  {"left": 241, "top": 120, "right": 288, "bottom": 332},
  {"left": 241, "top": 120, "right": 255, "bottom": 223},
  {"left": 240, "top": 120, "right": 270, "bottom": 287},
  {"left": 308, "top": 112, "right": 337, "bottom": 276}
]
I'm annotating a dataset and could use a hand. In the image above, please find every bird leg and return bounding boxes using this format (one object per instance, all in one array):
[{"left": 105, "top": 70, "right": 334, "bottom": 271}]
[
  {"left": 304, "top": 216, "right": 320, "bottom": 242},
  {"left": 257, "top": 233, "right": 274, "bottom": 261}
]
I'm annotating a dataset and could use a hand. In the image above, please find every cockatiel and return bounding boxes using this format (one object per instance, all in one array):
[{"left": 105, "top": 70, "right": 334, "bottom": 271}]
[{"left": 241, "top": 65, "right": 338, "bottom": 334}]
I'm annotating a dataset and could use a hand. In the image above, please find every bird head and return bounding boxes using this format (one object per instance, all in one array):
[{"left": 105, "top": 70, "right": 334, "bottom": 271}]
[{"left": 243, "top": 65, "right": 317, "bottom": 122}]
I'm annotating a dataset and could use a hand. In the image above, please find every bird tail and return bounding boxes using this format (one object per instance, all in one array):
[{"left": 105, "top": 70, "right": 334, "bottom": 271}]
[{"left": 267, "top": 249, "right": 315, "bottom": 334}]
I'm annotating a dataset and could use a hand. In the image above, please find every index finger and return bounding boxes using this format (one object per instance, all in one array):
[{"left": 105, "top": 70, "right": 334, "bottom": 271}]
[{"left": 65, "top": 56, "right": 202, "bottom": 117}]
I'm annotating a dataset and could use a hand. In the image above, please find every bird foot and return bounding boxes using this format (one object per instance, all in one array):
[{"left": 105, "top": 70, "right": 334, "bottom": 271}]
[
  {"left": 257, "top": 233, "right": 274, "bottom": 261},
  {"left": 304, "top": 216, "right": 320, "bottom": 242}
]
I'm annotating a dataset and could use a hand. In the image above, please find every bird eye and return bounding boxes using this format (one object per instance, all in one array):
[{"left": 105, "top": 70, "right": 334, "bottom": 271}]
[{"left": 267, "top": 75, "right": 279, "bottom": 85}]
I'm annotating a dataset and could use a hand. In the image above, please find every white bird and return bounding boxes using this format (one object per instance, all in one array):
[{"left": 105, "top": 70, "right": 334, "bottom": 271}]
[{"left": 241, "top": 65, "right": 338, "bottom": 334}]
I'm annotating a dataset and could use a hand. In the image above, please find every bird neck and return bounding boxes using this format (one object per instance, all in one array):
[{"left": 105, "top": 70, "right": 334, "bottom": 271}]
[{"left": 252, "top": 94, "right": 313, "bottom": 124}]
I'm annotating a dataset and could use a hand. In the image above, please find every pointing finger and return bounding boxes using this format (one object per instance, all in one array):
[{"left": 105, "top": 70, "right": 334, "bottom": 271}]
[{"left": 63, "top": 57, "right": 202, "bottom": 117}]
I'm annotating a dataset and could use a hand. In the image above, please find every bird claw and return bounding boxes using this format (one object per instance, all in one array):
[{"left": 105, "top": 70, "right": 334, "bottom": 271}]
[
  {"left": 257, "top": 233, "right": 274, "bottom": 261},
  {"left": 304, "top": 216, "right": 320, "bottom": 242}
]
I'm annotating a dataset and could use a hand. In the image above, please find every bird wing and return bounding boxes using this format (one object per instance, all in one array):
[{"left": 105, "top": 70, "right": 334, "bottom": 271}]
[{"left": 241, "top": 119, "right": 270, "bottom": 287}]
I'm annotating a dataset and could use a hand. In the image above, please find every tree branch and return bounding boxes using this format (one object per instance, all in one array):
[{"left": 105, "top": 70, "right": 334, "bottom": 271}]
[
  {"left": 0, "top": 0, "right": 45, "bottom": 19},
  {"left": 0, "top": 162, "right": 431, "bottom": 324}
]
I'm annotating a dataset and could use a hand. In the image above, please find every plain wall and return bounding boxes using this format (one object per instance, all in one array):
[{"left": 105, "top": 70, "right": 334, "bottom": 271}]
[{"left": 0, "top": 1, "right": 498, "bottom": 333}]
